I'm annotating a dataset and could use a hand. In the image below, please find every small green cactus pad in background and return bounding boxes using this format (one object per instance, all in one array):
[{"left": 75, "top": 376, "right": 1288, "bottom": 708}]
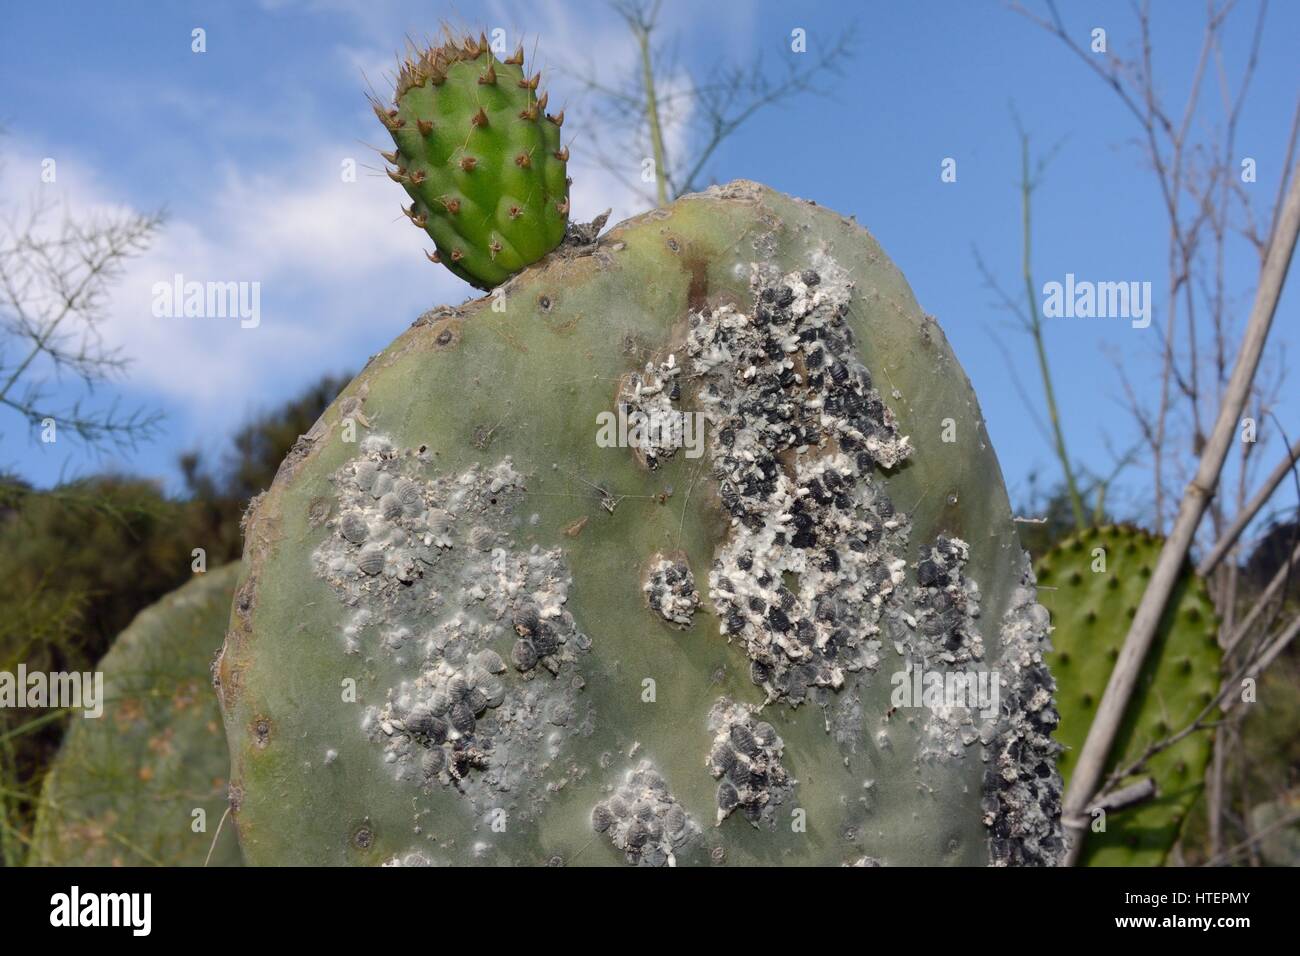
[
  {"left": 1035, "top": 525, "right": 1221, "bottom": 866},
  {"left": 29, "top": 565, "right": 243, "bottom": 866},
  {"left": 218, "top": 181, "right": 1063, "bottom": 866},
  {"left": 376, "top": 32, "right": 569, "bottom": 290},
  {"left": 1249, "top": 792, "right": 1300, "bottom": 866}
]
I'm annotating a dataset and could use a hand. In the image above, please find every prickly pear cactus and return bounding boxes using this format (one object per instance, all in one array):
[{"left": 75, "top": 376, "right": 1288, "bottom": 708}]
[
  {"left": 1249, "top": 792, "right": 1300, "bottom": 866},
  {"left": 30, "top": 565, "right": 243, "bottom": 867},
  {"left": 218, "top": 181, "right": 1064, "bottom": 866},
  {"left": 375, "top": 33, "right": 569, "bottom": 289},
  {"left": 1035, "top": 525, "right": 1220, "bottom": 866}
]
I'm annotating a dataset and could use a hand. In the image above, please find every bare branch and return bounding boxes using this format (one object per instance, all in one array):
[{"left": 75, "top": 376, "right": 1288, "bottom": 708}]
[
  {"left": 1199, "top": 434, "right": 1300, "bottom": 574},
  {"left": 0, "top": 185, "right": 164, "bottom": 451},
  {"left": 566, "top": 4, "right": 857, "bottom": 206},
  {"left": 1061, "top": 161, "right": 1300, "bottom": 865}
]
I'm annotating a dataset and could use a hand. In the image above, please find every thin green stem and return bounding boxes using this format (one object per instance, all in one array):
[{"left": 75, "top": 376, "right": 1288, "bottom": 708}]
[
  {"left": 0, "top": 708, "right": 70, "bottom": 744},
  {"left": 1020, "top": 132, "right": 1086, "bottom": 528},
  {"left": 635, "top": 25, "right": 669, "bottom": 206}
]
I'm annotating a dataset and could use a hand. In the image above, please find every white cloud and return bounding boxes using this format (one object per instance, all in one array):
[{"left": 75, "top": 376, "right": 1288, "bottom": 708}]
[
  {"left": 0, "top": 133, "right": 466, "bottom": 435},
  {"left": 484, "top": 0, "right": 703, "bottom": 222},
  {"left": 0, "top": 3, "right": 741, "bottom": 445},
  {"left": 333, "top": 0, "right": 702, "bottom": 225}
]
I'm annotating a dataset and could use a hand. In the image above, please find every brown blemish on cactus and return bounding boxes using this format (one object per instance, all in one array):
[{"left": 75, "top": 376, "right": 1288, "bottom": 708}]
[
  {"left": 233, "top": 577, "right": 257, "bottom": 629},
  {"left": 350, "top": 823, "right": 374, "bottom": 851},
  {"left": 543, "top": 312, "right": 581, "bottom": 336},
  {"left": 427, "top": 317, "right": 462, "bottom": 352},
  {"left": 252, "top": 716, "right": 272, "bottom": 749},
  {"left": 213, "top": 641, "right": 242, "bottom": 713},
  {"left": 684, "top": 252, "right": 709, "bottom": 311},
  {"left": 936, "top": 489, "right": 967, "bottom": 539}
]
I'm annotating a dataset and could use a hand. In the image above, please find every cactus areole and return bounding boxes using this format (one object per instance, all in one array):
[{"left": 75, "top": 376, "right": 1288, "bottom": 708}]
[
  {"left": 218, "top": 180, "right": 1065, "bottom": 866},
  {"left": 377, "top": 34, "right": 570, "bottom": 290}
]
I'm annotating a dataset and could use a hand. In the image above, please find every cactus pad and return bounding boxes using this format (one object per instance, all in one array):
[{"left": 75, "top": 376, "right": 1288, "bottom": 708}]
[
  {"left": 1249, "top": 792, "right": 1300, "bottom": 866},
  {"left": 30, "top": 565, "right": 243, "bottom": 866},
  {"left": 1035, "top": 525, "right": 1220, "bottom": 866},
  {"left": 218, "top": 182, "right": 1063, "bottom": 866},
  {"left": 377, "top": 33, "right": 569, "bottom": 289}
]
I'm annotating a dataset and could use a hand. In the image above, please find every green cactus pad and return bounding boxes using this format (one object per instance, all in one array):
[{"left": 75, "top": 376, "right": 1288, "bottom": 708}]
[
  {"left": 219, "top": 181, "right": 1063, "bottom": 866},
  {"left": 29, "top": 565, "right": 243, "bottom": 866},
  {"left": 377, "top": 33, "right": 569, "bottom": 290},
  {"left": 1036, "top": 525, "right": 1220, "bottom": 866},
  {"left": 1249, "top": 792, "right": 1300, "bottom": 866}
]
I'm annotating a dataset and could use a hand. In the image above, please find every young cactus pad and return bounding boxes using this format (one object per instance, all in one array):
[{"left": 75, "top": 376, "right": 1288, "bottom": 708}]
[
  {"left": 1035, "top": 525, "right": 1220, "bottom": 866},
  {"left": 218, "top": 181, "right": 1063, "bottom": 866},
  {"left": 377, "top": 33, "right": 569, "bottom": 290},
  {"left": 30, "top": 565, "right": 243, "bottom": 867}
]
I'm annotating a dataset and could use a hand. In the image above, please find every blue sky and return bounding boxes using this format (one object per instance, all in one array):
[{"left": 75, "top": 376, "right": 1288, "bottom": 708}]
[{"left": 1, "top": 0, "right": 1296, "bottom": 543}]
